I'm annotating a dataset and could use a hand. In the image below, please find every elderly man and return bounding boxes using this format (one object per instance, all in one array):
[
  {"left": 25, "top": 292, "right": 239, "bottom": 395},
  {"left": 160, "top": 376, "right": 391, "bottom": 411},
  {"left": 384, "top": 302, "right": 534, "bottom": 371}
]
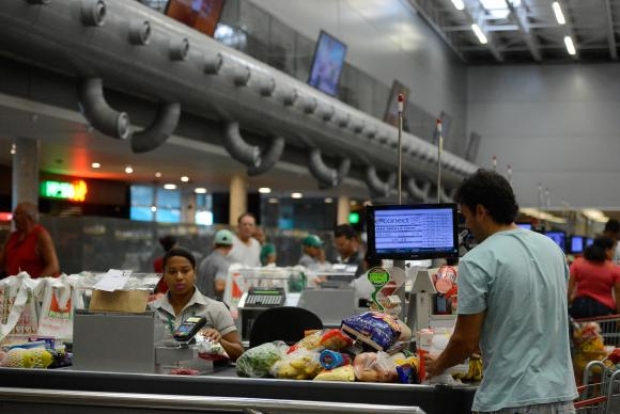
[
  {"left": 227, "top": 212, "right": 261, "bottom": 267},
  {"left": 0, "top": 201, "right": 60, "bottom": 278}
]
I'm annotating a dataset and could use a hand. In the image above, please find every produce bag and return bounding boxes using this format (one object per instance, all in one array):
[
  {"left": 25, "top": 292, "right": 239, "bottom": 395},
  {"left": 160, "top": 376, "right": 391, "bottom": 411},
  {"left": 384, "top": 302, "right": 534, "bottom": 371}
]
[
  {"left": 0, "top": 272, "right": 42, "bottom": 342},
  {"left": 36, "top": 275, "right": 83, "bottom": 341},
  {"left": 341, "top": 311, "right": 401, "bottom": 352},
  {"left": 353, "top": 351, "right": 398, "bottom": 383},
  {"left": 270, "top": 348, "right": 322, "bottom": 380},
  {"left": 313, "top": 365, "right": 356, "bottom": 382},
  {"left": 236, "top": 341, "right": 287, "bottom": 378},
  {"left": 197, "top": 336, "right": 230, "bottom": 363}
]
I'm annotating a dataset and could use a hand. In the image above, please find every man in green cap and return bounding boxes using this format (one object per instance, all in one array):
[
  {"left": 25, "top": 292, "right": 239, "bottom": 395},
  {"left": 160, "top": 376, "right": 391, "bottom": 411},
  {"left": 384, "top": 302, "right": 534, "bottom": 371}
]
[
  {"left": 298, "top": 235, "right": 329, "bottom": 270},
  {"left": 197, "top": 229, "right": 234, "bottom": 301}
]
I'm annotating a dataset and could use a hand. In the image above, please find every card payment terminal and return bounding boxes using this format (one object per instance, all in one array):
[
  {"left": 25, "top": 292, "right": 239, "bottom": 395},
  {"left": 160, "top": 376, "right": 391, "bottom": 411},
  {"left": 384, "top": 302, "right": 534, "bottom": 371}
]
[{"left": 244, "top": 287, "right": 286, "bottom": 307}]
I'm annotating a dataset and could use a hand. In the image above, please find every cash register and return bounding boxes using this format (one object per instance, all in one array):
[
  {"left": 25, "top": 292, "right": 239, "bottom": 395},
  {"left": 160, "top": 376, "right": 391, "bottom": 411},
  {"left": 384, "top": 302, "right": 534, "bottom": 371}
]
[{"left": 238, "top": 287, "right": 287, "bottom": 343}]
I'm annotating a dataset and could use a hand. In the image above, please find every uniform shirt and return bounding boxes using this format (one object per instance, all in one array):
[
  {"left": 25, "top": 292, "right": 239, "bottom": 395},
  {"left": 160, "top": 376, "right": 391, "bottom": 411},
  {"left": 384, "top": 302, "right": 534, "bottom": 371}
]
[
  {"left": 458, "top": 228, "right": 577, "bottom": 412},
  {"left": 228, "top": 235, "right": 261, "bottom": 267},
  {"left": 152, "top": 288, "right": 236, "bottom": 343},
  {"left": 4, "top": 225, "right": 49, "bottom": 278},
  {"left": 570, "top": 257, "right": 620, "bottom": 310},
  {"left": 197, "top": 250, "right": 231, "bottom": 301}
]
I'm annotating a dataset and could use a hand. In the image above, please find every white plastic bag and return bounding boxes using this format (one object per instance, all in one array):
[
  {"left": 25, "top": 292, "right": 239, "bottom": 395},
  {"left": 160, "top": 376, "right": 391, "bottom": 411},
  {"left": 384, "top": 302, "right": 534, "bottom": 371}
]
[
  {"left": 0, "top": 272, "right": 42, "bottom": 341},
  {"left": 36, "top": 274, "right": 84, "bottom": 341}
]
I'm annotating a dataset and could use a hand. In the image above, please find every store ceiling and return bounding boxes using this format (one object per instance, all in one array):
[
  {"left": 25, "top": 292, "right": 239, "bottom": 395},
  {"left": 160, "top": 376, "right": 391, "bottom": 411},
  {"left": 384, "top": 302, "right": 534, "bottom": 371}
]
[{"left": 407, "top": 0, "right": 620, "bottom": 64}]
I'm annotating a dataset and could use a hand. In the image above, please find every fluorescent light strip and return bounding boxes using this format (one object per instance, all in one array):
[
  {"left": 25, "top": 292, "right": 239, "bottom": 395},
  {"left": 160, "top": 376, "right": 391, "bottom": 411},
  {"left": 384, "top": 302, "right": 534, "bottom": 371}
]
[
  {"left": 471, "top": 24, "right": 488, "bottom": 45},
  {"left": 451, "top": 0, "right": 465, "bottom": 11},
  {"left": 552, "top": 2, "right": 566, "bottom": 25},
  {"left": 564, "top": 36, "right": 576, "bottom": 55}
]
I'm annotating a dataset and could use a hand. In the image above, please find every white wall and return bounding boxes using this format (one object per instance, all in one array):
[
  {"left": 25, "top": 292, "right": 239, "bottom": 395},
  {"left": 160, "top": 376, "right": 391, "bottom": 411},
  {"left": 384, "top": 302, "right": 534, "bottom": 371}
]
[{"left": 468, "top": 64, "right": 620, "bottom": 209}]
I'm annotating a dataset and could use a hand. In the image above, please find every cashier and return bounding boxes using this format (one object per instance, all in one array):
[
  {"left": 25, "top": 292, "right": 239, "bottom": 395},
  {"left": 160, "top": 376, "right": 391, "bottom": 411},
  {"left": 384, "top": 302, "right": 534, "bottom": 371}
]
[{"left": 151, "top": 248, "right": 244, "bottom": 361}]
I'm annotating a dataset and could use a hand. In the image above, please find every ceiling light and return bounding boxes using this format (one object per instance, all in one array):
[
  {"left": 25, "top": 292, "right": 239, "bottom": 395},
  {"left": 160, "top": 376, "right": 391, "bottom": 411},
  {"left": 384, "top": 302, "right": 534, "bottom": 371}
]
[
  {"left": 564, "top": 36, "right": 576, "bottom": 55},
  {"left": 194, "top": 188, "right": 207, "bottom": 194},
  {"left": 91, "top": 162, "right": 101, "bottom": 169},
  {"left": 124, "top": 165, "right": 133, "bottom": 174},
  {"left": 291, "top": 192, "right": 303, "bottom": 199},
  {"left": 471, "top": 24, "right": 488, "bottom": 45},
  {"left": 451, "top": 0, "right": 464, "bottom": 11},
  {"left": 479, "top": 0, "right": 511, "bottom": 19},
  {"left": 10, "top": 144, "right": 16, "bottom": 155},
  {"left": 582, "top": 209, "right": 608, "bottom": 223},
  {"left": 268, "top": 197, "right": 279, "bottom": 204},
  {"left": 324, "top": 197, "right": 333, "bottom": 204},
  {"left": 552, "top": 2, "right": 566, "bottom": 25},
  {"left": 163, "top": 183, "right": 177, "bottom": 190},
  {"left": 155, "top": 172, "right": 162, "bottom": 178},
  {"left": 180, "top": 176, "right": 189, "bottom": 182},
  {"left": 350, "top": 200, "right": 358, "bottom": 206},
  {"left": 150, "top": 206, "right": 157, "bottom": 212},
  {"left": 258, "top": 187, "right": 272, "bottom": 194}
]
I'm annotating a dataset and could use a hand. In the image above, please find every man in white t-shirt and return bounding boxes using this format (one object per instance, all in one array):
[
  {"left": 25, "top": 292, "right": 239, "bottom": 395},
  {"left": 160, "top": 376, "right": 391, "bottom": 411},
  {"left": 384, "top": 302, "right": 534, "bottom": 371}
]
[{"left": 228, "top": 212, "right": 261, "bottom": 267}]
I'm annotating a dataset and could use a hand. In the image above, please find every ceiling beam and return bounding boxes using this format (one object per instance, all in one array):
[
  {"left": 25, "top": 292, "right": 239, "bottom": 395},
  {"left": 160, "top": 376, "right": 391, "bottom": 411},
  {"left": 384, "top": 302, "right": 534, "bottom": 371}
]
[
  {"left": 506, "top": 1, "right": 542, "bottom": 61},
  {"left": 603, "top": 0, "right": 618, "bottom": 60},
  {"left": 459, "top": 0, "right": 504, "bottom": 62}
]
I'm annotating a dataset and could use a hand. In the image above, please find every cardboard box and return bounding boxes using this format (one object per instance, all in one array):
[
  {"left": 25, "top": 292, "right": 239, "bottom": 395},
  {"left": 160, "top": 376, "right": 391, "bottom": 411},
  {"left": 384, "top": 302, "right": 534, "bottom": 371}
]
[{"left": 88, "top": 289, "right": 149, "bottom": 313}]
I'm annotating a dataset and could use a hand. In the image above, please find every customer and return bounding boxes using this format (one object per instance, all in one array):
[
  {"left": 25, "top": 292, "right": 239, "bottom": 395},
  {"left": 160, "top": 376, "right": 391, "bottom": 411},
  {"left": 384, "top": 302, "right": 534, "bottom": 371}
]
[
  {"left": 423, "top": 169, "right": 577, "bottom": 413},
  {"left": 197, "top": 229, "right": 234, "bottom": 301},
  {"left": 152, "top": 248, "right": 243, "bottom": 361},
  {"left": 602, "top": 218, "right": 620, "bottom": 264},
  {"left": 568, "top": 236, "right": 620, "bottom": 319},
  {"left": 333, "top": 224, "right": 364, "bottom": 278},
  {"left": 298, "top": 235, "right": 330, "bottom": 270},
  {"left": 228, "top": 213, "right": 261, "bottom": 267},
  {"left": 0, "top": 201, "right": 60, "bottom": 278},
  {"left": 254, "top": 226, "right": 277, "bottom": 266}
]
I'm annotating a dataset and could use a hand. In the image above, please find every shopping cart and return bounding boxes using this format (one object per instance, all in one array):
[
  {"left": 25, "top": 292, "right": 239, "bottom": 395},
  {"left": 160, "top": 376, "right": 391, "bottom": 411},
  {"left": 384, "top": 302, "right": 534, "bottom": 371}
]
[
  {"left": 574, "top": 361, "right": 620, "bottom": 413},
  {"left": 572, "top": 315, "right": 620, "bottom": 348}
]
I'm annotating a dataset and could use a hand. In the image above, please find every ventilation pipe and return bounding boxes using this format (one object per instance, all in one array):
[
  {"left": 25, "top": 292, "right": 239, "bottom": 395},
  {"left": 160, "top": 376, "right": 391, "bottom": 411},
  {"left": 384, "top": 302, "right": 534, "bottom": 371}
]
[
  {"left": 128, "top": 19, "right": 151, "bottom": 45},
  {"left": 318, "top": 103, "right": 334, "bottom": 121},
  {"left": 438, "top": 187, "right": 455, "bottom": 203},
  {"left": 81, "top": 0, "right": 106, "bottom": 27},
  {"left": 407, "top": 177, "right": 431, "bottom": 203},
  {"left": 203, "top": 51, "right": 223, "bottom": 75},
  {"left": 350, "top": 118, "right": 364, "bottom": 134},
  {"left": 365, "top": 166, "right": 395, "bottom": 198},
  {"left": 247, "top": 136, "right": 285, "bottom": 176},
  {"left": 222, "top": 122, "right": 260, "bottom": 168},
  {"left": 131, "top": 102, "right": 181, "bottom": 153},
  {"left": 308, "top": 148, "right": 350, "bottom": 188},
  {"left": 296, "top": 94, "right": 317, "bottom": 114},
  {"left": 77, "top": 78, "right": 131, "bottom": 139}
]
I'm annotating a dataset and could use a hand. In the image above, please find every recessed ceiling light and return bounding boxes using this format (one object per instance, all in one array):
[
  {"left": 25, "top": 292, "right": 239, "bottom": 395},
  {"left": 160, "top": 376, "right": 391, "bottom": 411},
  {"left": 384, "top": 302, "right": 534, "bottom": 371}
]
[
  {"left": 180, "top": 176, "right": 189, "bottom": 182},
  {"left": 291, "top": 192, "right": 303, "bottom": 199},
  {"left": 194, "top": 188, "right": 207, "bottom": 194},
  {"left": 10, "top": 144, "right": 16, "bottom": 155},
  {"left": 350, "top": 200, "right": 358, "bottom": 206},
  {"left": 259, "top": 187, "right": 271, "bottom": 194},
  {"left": 155, "top": 172, "right": 162, "bottom": 178},
  {"left": 150, "top": 206, "right": 157, "bottom": 212},
  {"left": 125, "top": 165, "right": 134, "bottom": 174},
  {"left": 324, "top": 197, "right": 333, "bottom": 203},
  {"left": 268, "top": 197, "right": 279, "bottom": 204},
  {"left": 163, "top": 183, "right": 177, "bottom": 190},
  {"left": 91, "top": 162, "right": 101, "bottom": 169}
]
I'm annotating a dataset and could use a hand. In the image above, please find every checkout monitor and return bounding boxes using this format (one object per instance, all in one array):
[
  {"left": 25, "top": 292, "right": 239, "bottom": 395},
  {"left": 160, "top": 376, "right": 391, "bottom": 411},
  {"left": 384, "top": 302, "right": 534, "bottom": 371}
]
[
  {"left": 366, "top": 203, "right": 459, "bottom": 260},
  {"left": 568, "top": 235, "right": 586, "bottom": 255},
  {"left": 543, "top": 230, "right": 566, "bottom": 252}
]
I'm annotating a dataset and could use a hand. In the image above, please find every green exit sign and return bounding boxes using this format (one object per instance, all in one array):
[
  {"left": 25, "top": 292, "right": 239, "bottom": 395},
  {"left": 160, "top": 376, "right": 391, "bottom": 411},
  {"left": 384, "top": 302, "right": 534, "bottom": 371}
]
[
  {"left": 348, "top": 212, "right": 360, "bottom": 224},
  {"left": 40, "top": 180, "right": 88, "bottom": 202}
]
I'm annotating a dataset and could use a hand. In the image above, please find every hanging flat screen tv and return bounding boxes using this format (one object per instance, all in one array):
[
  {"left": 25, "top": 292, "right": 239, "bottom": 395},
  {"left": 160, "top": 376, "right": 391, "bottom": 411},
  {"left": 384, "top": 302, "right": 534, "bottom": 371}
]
[
  {"left": 308, "top": 31, "right": 347, "bottom": 97},
  {"left": 543, "top": 230, "right": 566, "bottom": 252},
  {"left": 165, "top": 0, "right": 226, "bottom": 37},
  {"left": 366, "top": 203, "right": 459, "bottom": 260}
]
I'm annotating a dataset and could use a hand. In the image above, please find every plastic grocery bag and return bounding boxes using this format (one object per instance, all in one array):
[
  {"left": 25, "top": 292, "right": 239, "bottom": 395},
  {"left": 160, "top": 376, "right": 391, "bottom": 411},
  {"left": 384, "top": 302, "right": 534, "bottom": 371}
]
[
  {"left": 270, "top": 348, "right": 322, "bottom": 380},
  {"left": 36, "top": 275, "right": 84, "bottom": 341},
  {"left": 0, "top": 272, "right": 42, "bottom": 342},
  {"left": 236, "top": 341, "right": 287, "bottom": 378}
]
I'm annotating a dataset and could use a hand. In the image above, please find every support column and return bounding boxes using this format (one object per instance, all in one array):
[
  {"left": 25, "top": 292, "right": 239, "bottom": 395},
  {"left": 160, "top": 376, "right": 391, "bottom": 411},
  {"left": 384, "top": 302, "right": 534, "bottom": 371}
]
[
  {"left": 12, "top": 137, "right": 40, "bottom": 210},
  {"left": 229, "top": 174, "right": 247, "bottom": 227},
  {"left": 337, "top": 195, "right": 350, "bottom": 225}
]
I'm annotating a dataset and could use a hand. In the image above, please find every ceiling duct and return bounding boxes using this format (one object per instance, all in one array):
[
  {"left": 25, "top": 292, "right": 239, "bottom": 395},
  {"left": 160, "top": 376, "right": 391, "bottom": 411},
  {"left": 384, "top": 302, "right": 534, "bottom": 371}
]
[
  {"left": 308, "top": 148, "right": 350, "bottom": 188},
  {"left": 222, "top": 122, "right": 260, "bottom": 168},
  {"left": 406, "top": 177, "right": 431, "bottom": 203},
  {"left": 131, "top": 102, "right": 181, "bottom": 154},
  {"left": 203, "top": 51, "right": 223, "bottom": 75},
  {"left": 77, "top": 78, "right": 131, "bottom": 140},
  {"left": 247, "top": 136, "right": 285, "bottom": 176},
  {"left": 128, "top": 19, "right": 151, "bottom": 46},
  {"left": 365, "top": 166, "right": 396, "bottom": 198}
]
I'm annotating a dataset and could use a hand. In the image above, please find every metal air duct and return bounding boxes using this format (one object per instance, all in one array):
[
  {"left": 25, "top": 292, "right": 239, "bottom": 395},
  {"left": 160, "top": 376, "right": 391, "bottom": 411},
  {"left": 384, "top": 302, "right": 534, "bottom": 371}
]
[
  {"left": 308, "top": 149, "right": 350, "bottom": 188},
  {"left": 247, "top": 136, "right": 285, "bottom": 176},
  {"left": 407, "top": 178, "right": 431, "bottom": 203},
  {"left": 222, "top": 122, "right": 260, "bottom": 168},
  {"left": 365, "top": 166, "right": 396, "bottom": 198},
  {"left": 77, "top": 78, "right": 131, "bottom": 140},
  {"left": 131, "top": 102, "right": 181, "bottom": 153}
]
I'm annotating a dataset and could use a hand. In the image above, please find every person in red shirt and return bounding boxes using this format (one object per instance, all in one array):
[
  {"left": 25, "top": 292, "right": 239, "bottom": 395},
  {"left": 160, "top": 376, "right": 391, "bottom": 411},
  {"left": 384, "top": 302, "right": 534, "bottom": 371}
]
[
  {"left": 0, "top": 201, "right": 60, "bottom": 278},
  {"left": 568, "top": 235, "right": 620, "bottom": 318}
]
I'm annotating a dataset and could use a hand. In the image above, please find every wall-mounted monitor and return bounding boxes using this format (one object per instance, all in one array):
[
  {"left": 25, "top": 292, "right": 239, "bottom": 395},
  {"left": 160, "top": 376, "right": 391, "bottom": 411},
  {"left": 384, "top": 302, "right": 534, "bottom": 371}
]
[
  {"left": 383, "top": 80, "right": 411, "bottom": 128},
  {"left": 586, "top": 237, "right": 594, "bottom": 247},
  {"left": 165, "top": 0, "right": 226, "bottom": 37},
  {"left": 516, "top": 222, "right": 533, "bottom": 231},
  {"left": 366, "top": 203, "right": 459, "bottom": 260},
  {"left": 568, "top": 235, "right": 585, "bottom": 255},
  {"left": 308, "top": 31, "right": 347, "bottom": 97},
  {"left": 543, "top": 230, "right": 566, "bottom": 252}
]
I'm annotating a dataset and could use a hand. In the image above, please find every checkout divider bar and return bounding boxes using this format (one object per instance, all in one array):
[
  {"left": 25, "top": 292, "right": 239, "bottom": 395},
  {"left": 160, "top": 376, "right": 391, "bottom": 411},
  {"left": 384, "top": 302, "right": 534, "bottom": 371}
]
[{"left": 0, "top": 387, "right": 426, "bottom": 414}]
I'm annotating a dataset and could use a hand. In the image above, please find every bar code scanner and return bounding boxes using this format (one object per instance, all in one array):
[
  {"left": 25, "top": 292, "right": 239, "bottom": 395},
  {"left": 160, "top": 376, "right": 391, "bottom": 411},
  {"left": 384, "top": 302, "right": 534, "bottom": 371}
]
[{"left": 172, "top": 316, "right": 207, "bottom": 346}]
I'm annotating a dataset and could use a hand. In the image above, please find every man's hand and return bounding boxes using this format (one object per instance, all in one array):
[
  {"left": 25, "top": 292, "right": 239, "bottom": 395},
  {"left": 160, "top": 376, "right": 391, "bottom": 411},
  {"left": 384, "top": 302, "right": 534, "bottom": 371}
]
[{"left": 423, "top": 352, "right": 441, "bottom": 378}]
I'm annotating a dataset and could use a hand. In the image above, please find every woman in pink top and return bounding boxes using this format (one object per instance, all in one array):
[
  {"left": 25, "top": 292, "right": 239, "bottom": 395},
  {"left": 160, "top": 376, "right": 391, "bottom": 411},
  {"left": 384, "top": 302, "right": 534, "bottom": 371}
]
[{"left": 568, "top": 236, "right": 620, "bottom": 318}]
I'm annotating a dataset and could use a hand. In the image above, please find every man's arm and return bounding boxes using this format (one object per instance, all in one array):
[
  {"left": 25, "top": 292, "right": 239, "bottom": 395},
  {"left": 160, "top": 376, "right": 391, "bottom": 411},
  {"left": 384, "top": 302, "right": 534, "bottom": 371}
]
[
  {"left": 425, "top": 311, "right": 485, "bottom": 377},
  {"left": 37, "top": 229, "right": 60, "bottom": 276}
]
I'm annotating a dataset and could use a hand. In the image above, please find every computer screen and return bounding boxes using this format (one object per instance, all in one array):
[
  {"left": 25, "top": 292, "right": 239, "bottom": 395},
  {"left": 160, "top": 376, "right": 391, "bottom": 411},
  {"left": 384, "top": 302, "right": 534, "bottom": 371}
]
[
  {"left": 516, "top": 222, "right": 533, "bottom": 231},
  {"left": 165, "top": 0, "right": 226, "bottom": 37},
  {"left": 569, "top": 235, "right": 585, "bottom": 255},
  {"left": 586, "top": 237, "right": 594, "bottom": 247},
  {"left": 543, "top": 231, "right": 566, "bottom": 251},
  {"left": 308, "top": 31, "right": 347, "bottom": 96},
  {"left": 366, "top": 203, "right": 459, "bottom": 260}
]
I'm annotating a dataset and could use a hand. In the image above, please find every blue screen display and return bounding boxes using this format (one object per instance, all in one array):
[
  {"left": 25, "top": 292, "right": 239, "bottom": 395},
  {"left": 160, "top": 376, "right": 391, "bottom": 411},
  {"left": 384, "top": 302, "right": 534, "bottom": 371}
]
[
  {"left": 569, "top": 236, "right": 585, "bottom": 254},
  {"left": 544, "top": 231, "right": 566, "bottom": 251},
  {"left": 308, "top": 31, "right": 347, "bottom": 96}
]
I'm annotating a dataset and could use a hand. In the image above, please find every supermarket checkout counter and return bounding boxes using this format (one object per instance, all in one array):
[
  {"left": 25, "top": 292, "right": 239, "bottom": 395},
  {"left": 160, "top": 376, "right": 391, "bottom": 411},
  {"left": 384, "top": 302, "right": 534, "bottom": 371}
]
[{"left": 0, "top": 366, "right": 476, "bottom": 414}]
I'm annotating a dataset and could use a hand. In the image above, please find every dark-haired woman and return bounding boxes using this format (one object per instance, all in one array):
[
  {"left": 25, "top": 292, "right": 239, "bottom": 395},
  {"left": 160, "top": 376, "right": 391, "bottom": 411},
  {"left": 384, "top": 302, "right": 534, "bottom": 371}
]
[
  {"left": 152, "top": 248, "right": 244, "bottom": 361},
  {"left": 568, "top": 236, "right": 620, "bottom": 319}
]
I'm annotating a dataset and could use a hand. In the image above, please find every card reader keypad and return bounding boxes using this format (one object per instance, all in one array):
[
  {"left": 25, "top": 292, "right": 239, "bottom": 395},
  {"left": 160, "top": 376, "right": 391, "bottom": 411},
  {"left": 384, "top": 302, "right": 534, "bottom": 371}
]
[{"left": 246, "top": 294, "right": 282, "bottom": 306}]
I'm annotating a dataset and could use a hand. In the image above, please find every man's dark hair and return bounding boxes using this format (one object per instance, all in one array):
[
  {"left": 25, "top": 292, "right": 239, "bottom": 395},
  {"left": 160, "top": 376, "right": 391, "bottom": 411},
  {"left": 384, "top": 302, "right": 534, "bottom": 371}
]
[
  {"left": 604, "top": 219, "right": 620, "bottom": 234},
  {"left": 334, "top": 224, "right": 358, "bottom": 240},
  {"left": 163, "top": 248, "right": 196, "bottom": 270},
  {"left": 237, "top": 212, "right": 256, "bottom": 224},
  {"left": 584, "top": 236, "right": 615, "bottom": 263},
  {"left": 454, "top": 169, "right": 519, "bottom": 225}
]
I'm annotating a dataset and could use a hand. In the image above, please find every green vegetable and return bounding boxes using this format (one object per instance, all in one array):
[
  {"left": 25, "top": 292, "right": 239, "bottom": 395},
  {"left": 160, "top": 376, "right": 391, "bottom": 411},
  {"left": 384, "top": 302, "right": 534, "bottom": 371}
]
[{"left": 236, "top": 341, "right": 286, "bottom": 378}]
